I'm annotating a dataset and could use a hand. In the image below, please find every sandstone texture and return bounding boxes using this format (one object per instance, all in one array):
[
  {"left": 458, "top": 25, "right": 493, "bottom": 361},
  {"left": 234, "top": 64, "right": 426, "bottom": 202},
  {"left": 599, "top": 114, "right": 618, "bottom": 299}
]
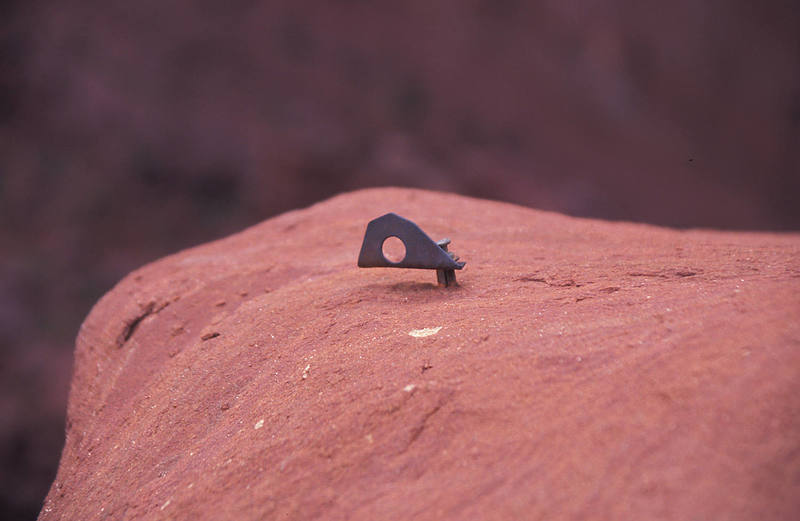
[{"left": 41, "top": 188, "right": 800, "bottom": 520}]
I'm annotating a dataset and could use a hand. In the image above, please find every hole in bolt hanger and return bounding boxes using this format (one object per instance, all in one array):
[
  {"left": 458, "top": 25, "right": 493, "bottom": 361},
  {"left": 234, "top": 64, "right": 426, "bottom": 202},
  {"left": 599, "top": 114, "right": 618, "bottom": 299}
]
[{"left": 382, "top": 236, "right": 406, "bottom": 263}]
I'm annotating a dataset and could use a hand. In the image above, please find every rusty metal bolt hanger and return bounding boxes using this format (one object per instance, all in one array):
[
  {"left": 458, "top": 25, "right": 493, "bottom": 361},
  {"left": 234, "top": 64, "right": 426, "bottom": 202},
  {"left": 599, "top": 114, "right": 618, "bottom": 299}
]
[{"left": 357, "top": 213, "right": 465, "bottom": 287}]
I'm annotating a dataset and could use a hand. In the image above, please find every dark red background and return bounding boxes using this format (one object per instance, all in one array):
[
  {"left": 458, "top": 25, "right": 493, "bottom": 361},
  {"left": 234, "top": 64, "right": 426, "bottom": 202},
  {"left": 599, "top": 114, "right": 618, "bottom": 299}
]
[{"left": 1, "top": 1, "right": 798, "bottom": 519}]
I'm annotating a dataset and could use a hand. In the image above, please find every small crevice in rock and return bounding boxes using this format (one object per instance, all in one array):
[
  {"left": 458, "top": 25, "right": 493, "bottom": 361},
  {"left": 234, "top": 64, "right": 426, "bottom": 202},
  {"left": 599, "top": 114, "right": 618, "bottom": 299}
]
[
  {"left": 516, "top": 274, "right": 583, "bottom": 288},
  {"left": 402, "top": 403, "right": 443, "bottom": 453},
  {"left": 116, "top": 301, "right": 168, "bottom": 348},
  {"left": 628, "top": 268, "right": 701, "bottom": 279},
  {"left": 516, "top": 275, "right": 547, "bottom": 283}
]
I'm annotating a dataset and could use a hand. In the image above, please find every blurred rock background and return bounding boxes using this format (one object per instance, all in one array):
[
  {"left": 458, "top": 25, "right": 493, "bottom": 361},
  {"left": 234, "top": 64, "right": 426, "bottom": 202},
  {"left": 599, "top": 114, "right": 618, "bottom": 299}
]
[{"left": 1, "top": 1, "right": 798, "bottom": 518}]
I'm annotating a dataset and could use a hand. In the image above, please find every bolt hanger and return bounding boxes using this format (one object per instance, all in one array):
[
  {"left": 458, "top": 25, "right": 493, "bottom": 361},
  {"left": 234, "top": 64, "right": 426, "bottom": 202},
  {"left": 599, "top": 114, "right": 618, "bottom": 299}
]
[{"left": 357, "top": 213, "right": 465, "bottom": 287}]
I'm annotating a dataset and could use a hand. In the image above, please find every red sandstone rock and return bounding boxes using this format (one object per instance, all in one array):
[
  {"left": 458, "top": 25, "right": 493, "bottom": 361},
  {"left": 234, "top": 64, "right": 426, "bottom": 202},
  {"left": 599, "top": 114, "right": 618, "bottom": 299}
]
[{"left": 40, "top": 188, "right": 800, "bottom": 520}]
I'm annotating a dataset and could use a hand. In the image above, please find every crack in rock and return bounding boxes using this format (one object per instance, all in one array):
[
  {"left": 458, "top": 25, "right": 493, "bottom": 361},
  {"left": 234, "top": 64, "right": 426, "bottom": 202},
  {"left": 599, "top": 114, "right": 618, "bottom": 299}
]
[
  {"left": 116, "top": 301, "right": 168, "bottom": 348},
  {"left": 515, "top": 274, "right": 584, "bottom": 287},
  {"left": 402, "top": 403, "right": 443, "bottom": 453}
]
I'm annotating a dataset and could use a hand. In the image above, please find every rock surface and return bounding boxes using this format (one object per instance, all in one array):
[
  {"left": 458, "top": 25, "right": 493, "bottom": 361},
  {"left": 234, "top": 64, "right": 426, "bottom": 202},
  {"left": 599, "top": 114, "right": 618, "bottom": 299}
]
[{"left": 41, "top": 188, "right": 800, "bottom": 520}]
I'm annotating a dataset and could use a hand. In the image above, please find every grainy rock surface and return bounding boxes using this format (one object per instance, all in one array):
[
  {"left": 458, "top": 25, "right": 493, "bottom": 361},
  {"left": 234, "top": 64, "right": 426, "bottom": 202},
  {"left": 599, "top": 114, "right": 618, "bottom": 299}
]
[{"left": 41, "top": 188, "right": 800, "bottom": 520}]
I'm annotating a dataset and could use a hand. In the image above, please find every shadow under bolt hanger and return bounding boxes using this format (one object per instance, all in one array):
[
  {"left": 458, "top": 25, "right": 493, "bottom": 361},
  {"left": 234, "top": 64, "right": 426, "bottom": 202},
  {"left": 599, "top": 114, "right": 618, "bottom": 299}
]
[{"left": 357, "top": 213, "right": 465, "bottom": 287}]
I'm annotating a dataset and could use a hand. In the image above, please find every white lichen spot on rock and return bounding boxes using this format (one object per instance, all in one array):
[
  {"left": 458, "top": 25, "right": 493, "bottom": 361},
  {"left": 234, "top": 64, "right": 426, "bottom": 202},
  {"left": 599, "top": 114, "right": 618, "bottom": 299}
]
[
  {"left": 254, "top": 419, "right": 264, "bottom": 430},
  {"left": 408, "top": 326, "right": 442, "bottom": 338},
  {"left": 161, "top": 499, "right": 172, "bottom": 511},
  {"left": 403, "top": 384, "right": 416, "bottom": 392},
  {"left": 302, "top": 364, "right": 311, "bottom": 379}
]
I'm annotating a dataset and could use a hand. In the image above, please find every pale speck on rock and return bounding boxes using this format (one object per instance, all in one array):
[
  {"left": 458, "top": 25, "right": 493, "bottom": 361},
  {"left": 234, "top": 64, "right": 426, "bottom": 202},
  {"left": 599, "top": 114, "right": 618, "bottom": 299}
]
[{"left": 408, "top": 326, "right": 442, "bottom": 338}]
